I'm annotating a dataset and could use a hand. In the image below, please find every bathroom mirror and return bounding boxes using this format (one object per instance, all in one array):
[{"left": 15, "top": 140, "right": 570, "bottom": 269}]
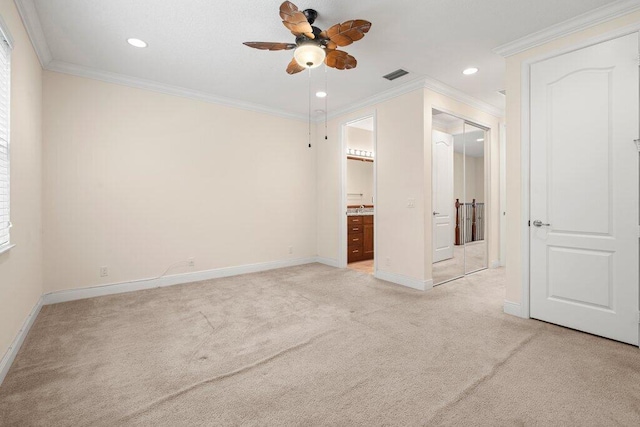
[{"left": 346, "top": 158, "right": 374, "bottom": 206}]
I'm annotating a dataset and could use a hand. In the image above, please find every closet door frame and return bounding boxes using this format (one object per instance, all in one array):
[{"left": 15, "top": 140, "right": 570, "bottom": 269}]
[
  {"left": 430, "top": 106, "right": 493, "bottom": 283},
  {"left": 516, "top": 23, "right": 640, "bottom": 320}
]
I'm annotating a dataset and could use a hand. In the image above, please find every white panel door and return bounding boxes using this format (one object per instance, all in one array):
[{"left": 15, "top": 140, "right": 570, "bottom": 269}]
[
  {"left": 433, "top": 130, "right": 454, "bottom": 263},
  {"left": 530, "top": 33, "right": 639, "bottom": 345}
]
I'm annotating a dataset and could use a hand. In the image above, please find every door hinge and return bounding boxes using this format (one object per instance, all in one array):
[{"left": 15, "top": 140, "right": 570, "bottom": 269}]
[
  {"left": 528, "top": 220, "right": 531, "bottom": 227},
  {"left": 635, "top": 139, "right": 640, "bottom": 152}
]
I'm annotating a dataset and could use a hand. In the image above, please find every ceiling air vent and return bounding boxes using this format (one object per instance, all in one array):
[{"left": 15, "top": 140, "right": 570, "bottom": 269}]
[
  {"left": 383, "top": 69, "right": 409, "bottom": 81},
  {"left": 498, "top": 90, "right": 506, "bottom": 96}
]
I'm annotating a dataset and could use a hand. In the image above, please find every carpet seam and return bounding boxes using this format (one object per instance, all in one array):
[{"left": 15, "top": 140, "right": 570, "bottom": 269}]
[
  {"left": 422, "top": 328, "right": 544, "bottom": 426},
  {"left": 118, "top": 329, "right": 336, "bottom": 422}
]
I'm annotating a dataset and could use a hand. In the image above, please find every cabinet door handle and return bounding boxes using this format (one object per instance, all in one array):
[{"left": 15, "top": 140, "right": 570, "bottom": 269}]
[
  {"left": 352, "top": 228, "right": 359, "bottom": 231},
  {"left": 352, "top": 238, "right": 359, "bottom": 242},
  {"left": 352, "top": 250, "right": 359, "bottom": 253},
  {"left": 352, "top": 219, "right": 360, "bottom": 222}
]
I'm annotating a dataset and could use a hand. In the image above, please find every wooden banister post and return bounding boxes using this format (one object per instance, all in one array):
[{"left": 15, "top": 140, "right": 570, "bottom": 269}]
[
  {"left": 472, "top": 198, "right": 477, "bottom": 242},
  {"left": 455, "top": 199, "right": 461, "bottom": 246}
]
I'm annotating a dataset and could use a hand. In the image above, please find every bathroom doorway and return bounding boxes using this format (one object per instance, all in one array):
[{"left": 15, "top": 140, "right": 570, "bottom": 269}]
[
  {"left": 432, "top": 109, "right": 489, "bottom": 285},
  {"left": 341, "top": 115, "right": 376, "bottom": 275}
]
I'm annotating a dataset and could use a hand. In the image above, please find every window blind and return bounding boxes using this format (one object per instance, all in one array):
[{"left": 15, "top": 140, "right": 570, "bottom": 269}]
[{"left": 0, "top": 36, "right": 10, "bottom": 247}]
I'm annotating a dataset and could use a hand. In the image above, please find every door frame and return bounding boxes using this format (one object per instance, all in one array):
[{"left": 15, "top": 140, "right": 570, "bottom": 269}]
[
  {"left": 499, "top": 123, "right": 507, "bottom": 267},
  {"left": 430, "top": 106, "right": 493, "bottom": 282},
  {"left": 518, "top": 23, "right": 640, "bottom": 320},
  {"left": 339, "top": 112, "right": 378, "bottom": 270}
]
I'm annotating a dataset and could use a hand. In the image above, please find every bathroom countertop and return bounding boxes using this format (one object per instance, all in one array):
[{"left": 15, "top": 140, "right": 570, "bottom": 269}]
[{"left": 346, "top": 211, "right": 374, "bottom": 216}]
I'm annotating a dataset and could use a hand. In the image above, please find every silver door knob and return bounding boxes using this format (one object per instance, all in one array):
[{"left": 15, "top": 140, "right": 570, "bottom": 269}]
[
  {"left": 532, "top": 220, "right": 551, "bottom": 227},
  {"left": 433, "top": 211, "right": 440, "bottom": 216}
]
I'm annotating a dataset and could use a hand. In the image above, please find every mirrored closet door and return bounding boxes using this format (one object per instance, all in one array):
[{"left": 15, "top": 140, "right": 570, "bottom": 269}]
[
  {"left": 461, "top": 122, "right": 488, "bottom": 275},
  {"left": 432, "top": 110, "right": 488, "bottom": 285}
]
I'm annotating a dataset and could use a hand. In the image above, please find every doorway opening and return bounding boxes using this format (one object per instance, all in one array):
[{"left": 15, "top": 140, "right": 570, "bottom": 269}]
[
  {"left": 342, "top": 115, "right": 376, "bottom": 275},
  {"left": 432, "top": 109, "right": 489, "bottom": 285}
]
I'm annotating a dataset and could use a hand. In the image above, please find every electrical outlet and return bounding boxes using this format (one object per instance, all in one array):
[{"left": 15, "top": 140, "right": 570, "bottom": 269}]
[
  {"left": 407, "top": 198, "right": 415, "bottom": 208},
  {"left": 100, "top": 266, "right": 109, "bottom": 277},
  {"left": 385, "top": 257, "right": 391, "bottom": 266},
  {"left": 188, "top": 258, "right": 195, "bottom": 267},
  {"left": 288, "top": 246, "right": 293, "bottom": 254}
]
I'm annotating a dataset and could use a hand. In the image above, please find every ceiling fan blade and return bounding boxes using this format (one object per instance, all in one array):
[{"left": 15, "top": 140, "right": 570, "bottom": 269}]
[
  {"left": 325, "top": 50, "right": 357, "bottom": 70},
  {"left": 279, "top": 1, "right": 315, "bottom": 39},
  {"left": 325, "top": 20, "right": 371, "bottom": 47},
  {"left": 243, "top": 42, "right": 297, "bottom": 51},
  {"left": 286, "top": 58, "right": 305, "bottom": 75}
]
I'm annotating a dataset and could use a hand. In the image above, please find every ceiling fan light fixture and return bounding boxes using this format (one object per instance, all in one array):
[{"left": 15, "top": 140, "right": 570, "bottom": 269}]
[{"left": 294, "top": 43, "right": 325, "bottom": 69}]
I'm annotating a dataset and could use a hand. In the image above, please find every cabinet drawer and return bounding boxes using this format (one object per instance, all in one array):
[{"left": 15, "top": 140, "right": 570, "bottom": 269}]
[
  {"left": 348, "top": 247, "right": 364, "bottom": 263},
  {"left": 348, "top": 225, "right": 364, "bottom": 234},
  {"left": 348, "top": 234, "right": 364, "bottom": 246},
  {"left": 363, "top": 215, "right": 373, "bottom": 224},
  {"left": 347, "top": 216, "right": 364, "bottom": 225}
]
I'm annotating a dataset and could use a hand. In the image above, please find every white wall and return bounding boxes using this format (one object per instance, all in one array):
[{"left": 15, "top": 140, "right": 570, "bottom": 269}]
[
  {"left": 453, "top": 152, "right": 484, "bottom": 203},
  {"left": 42, "top": 71, "right": 317, "bottom": 292},
  {"left": 317, "top": 90, "right": 426, "bottom": 282},
  {"left": 475, "top": 157, "right": 484, "bottom": 203},
  {"left": 0, "top": 0, "right": 43, "bottom": 362},
  {"left": 317, "top": 87, "right": 502, "bottom": 286},
  {"left": 504, "top": 10, "right": 640, "bottom": 304},
  {"left": 345, "top": 127, "right": 373, "bottom": 152},
  {"left": 454, "top": 151, "right": 464, "bottom": 203}
]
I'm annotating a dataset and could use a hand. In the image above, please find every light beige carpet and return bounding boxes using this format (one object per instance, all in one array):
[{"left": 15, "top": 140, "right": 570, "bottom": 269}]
[
  {"left": 433, "top": 243, "right": 487, "bottom": 285},
  {"left": 1, "top": 264, "right": 639, "bottom": 426}
]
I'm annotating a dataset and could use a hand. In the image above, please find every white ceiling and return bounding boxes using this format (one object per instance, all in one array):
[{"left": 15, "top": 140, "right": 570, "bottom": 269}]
[{"left": 21, "top": 0, "right": 629, "bottom": 119}]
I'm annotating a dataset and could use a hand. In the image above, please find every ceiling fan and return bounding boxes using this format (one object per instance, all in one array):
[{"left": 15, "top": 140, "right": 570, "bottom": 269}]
[{"left": 243, "top": 1, "right": 372, "bottom": 74}]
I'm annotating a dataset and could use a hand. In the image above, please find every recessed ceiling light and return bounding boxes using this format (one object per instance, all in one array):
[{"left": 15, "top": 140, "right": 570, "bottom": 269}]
[
  {"left": 463, "top": 67, "right": 479, "bottom": 75},
  {"left": 315, "top": 91, "right": 327, "bottom": 98},
  {"left": 477, "top": 138, "right": 485, "bottom": 142},
  {"left": 127, "top": 38, "right": 148, "bottom": 48}
]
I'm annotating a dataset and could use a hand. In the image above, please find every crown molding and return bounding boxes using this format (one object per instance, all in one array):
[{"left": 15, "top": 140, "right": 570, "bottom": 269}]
[
  {"left": 14, "top": 0, "right": 52, "bottom": 65},
  {"left": 326, "top": 75, "right": 504, "bottom": 121},
  {"left": 45, "top": 59, "right": 504, "bottom": 126},
  {"left": 493, "top": 0, "right": 640, "bottom": 57},
  {"left": 326, "top": 77, "right": 427, "bottom": 120},
  {"left": 18, "top": 0, "right": 503, "bottom": 123},
  {"left": 46, "top": 60, "right": 308, "bottom": 122},
  {"left": 422, "top": 76, "right": 505, "bottom": 118}
]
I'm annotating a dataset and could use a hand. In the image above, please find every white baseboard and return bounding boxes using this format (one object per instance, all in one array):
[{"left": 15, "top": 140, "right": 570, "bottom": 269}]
[
  {"left": 491, "top": 260, "right": 502, "bottom": 269},
  {"left": 3, "top": 257, "right": 433, "bottom": 385},
  {"left": 315, "top": 257, "right": 339, "bottom": 268},
  {"left": 375, "top": 270, "right": 432, "bottom": 291},
  {"left": 43, "top": 257, "right": 320, "bottom": 305},
  {"left": 503, "top": 300, "right": 525, "bottom": 318},
  {"left": 0, "top": 296, "right": 44, "bottom": 386}
]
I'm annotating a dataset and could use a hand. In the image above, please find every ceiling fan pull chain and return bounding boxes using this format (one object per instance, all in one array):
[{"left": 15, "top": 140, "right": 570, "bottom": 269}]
[
  {"left": 308, "top": 67, "right": 312, "bottom": 148},
  {"left": 324, "top": 64, "right": 328, "bottom": 140}
]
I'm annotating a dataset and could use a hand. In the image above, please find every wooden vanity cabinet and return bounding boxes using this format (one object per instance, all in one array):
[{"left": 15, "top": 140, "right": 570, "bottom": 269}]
[
  {"left": 347, "top": 215, "right": 374, "bottom": 263},
  {"left": 363, "top": 215, "right": 374, "bottom": 259}
]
